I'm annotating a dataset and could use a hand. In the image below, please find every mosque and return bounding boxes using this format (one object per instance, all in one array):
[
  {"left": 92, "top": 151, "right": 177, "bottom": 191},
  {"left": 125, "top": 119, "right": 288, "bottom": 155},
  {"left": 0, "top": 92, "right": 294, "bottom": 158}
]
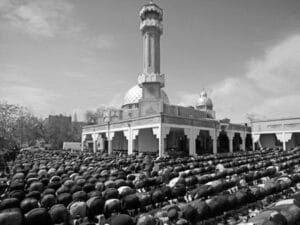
[{"left": 81, "top": 1, "right": 252, "bottom": 156}]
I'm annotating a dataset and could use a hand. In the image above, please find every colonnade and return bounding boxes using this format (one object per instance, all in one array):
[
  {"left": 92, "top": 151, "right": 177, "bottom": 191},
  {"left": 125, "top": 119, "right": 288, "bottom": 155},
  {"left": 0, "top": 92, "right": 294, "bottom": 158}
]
[
  {"left": 252, "top": 132, "right": 295, "bottom": 151},
  {"left": 82, "top": 125, "right": 251, "bottom": 157}
]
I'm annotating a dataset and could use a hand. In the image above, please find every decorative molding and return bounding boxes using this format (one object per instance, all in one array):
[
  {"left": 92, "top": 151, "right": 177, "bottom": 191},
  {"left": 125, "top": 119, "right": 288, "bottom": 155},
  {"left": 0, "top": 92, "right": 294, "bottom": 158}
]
[
  {"left": 132, "top": 129, "right": 139, "bottom": 140},
  {"left": 252, "top": 134, "right": 260, "bottom": 143},
  {"left": 91, "top": 133, "right": 99, "bottom": 141},
  {"left": 140, "top": 19, "right": 163, "bottom": 33},
  {"left": 152, "top": 127, "right": 160, "bottom": 138}
]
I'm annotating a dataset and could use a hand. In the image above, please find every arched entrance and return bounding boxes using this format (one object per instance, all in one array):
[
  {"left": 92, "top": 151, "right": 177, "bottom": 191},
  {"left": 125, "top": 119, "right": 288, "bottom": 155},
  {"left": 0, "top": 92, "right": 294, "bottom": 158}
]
[
  {"left": 136, "top": 128, "right": 158, "bottom": 154},
  {"left": 232, "top": 133, "right": 242, "bottom": 152},
  {"left": 260, "top": 133, "right": 282, "bottom": 150},
  {"left": 112, "top": 131, "right": 128, "bottom": 154},
  {"left": 217, "top": 131, "right": 229, "bottom": 153},
  {"left": 166, "top": 128, "right": 189, "bottom": 157},
  {"left": 196, "top": 130, "right": 213, "bottom": 155},
  {"left": 245, "top": 134, "right": 252, "bottom": 151}
]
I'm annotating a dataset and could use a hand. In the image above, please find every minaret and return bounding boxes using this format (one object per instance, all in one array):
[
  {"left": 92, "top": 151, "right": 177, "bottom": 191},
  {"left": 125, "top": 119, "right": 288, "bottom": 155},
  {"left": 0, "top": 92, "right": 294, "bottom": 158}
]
[{"left": 138, "top": 1, "right": 165, "bottom": 114}]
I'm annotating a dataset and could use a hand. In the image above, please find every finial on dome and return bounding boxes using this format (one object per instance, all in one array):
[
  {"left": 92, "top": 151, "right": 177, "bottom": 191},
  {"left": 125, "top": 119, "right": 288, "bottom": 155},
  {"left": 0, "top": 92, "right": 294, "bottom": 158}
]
[{"left": 200, "top": 88, "right": 207, "bottom": 97}]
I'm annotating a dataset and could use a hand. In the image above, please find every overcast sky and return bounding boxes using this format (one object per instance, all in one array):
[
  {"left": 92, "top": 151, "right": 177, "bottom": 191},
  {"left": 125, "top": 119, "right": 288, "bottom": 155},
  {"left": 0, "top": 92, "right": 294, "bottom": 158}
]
[{"left": 1, "top": 0, "right": 300, "bottom": 123}]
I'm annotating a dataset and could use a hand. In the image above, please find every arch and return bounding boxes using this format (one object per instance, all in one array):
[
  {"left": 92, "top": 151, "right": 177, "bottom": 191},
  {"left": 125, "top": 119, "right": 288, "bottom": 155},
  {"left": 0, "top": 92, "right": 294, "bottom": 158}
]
[
  {"left": 217, "top": 131, "right": 229, "bottom": 153},
  {"left": 232, "top": 133, "right": 242, "bottom": 152},
  {"left": 195, "top": 130, "right": 213, "bottom": 155},
  {"left": 135, "top": 128, "right": 158, "bottom": 154},
  {"left": 112, "top": 131, "right": 128, "bottom": 154},
  {"left": 166, "top": 128, "right": 189, "bottom": 157},
  {"left": 260, "top": 133, "right": 282, "bottom": 150}
]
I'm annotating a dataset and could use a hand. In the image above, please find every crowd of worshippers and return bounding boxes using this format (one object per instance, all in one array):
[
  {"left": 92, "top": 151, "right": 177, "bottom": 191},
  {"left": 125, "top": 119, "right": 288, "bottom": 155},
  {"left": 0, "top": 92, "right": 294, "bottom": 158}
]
[{"left": 1, "top": 149, "right": 300, "bottom": 225}]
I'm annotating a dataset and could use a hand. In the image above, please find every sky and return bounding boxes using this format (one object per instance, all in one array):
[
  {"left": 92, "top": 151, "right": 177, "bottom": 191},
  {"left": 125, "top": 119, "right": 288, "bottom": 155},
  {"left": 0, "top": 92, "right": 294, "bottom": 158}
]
[{"left": 0, "top": 0, "right": 300, "bottom": 123}]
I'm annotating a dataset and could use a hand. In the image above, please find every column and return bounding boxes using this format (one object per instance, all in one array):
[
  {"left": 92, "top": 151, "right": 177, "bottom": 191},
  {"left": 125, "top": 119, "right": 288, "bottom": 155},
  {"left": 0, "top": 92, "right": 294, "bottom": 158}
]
[
  {"left": 81, "top": 134, "right": 87, "bottom": 151},
  {"left": 106, "top": 131, "right": 115, "bottom": 155},
  {"left": 124, "top": 129, "right": 139, "bottom": 155},
  {"left": 276, "top": 132, "right": 292, "bottom": 151},
  {"left": 152, "top": 127, "right": 161, "bottom": 157},
  {"left": 155, "top": 126, "right": 170, "bottom": 157},
  {"left": 228, "top": 132, "right": 234, "bottom": 153},
  {"left": 252, "top": 134, "right": 260, "bottom": 151},
  {"left": 209, "top": 129, "right": 218, "bottom": 154},
  {"left": 184, "top": 128, "right": 196, "bottom": 156},
  {"left": 132, "top": 129, "right": 139, "bottom": 154},
  {"left": 241, "top": 132, "right": 246, "bottom": 151},
  {"left": 98, "top": 135, "right": 105, "bottom": 152},
  {"left": 91, "top": 133, "right": 99, "bottom": 153},
  {"left": 123, "top": 129, "right": 131, "bottom": 155}
]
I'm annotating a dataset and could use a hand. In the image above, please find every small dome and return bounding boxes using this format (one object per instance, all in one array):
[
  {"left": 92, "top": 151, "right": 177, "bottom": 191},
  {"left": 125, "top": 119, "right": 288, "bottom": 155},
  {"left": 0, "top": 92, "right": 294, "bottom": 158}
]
[
  {"left": 122, "top": 85, "right": 169, "bottom": 108},
  {"left": 196, "top": 90, "right": 213, "bottom": 110}
]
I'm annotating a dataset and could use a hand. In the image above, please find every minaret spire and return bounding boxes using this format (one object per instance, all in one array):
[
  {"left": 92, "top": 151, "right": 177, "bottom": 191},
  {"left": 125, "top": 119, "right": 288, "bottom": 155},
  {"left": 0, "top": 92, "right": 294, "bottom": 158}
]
[{"left": 138, "top": 1, "right": 165, "bottom": 115}]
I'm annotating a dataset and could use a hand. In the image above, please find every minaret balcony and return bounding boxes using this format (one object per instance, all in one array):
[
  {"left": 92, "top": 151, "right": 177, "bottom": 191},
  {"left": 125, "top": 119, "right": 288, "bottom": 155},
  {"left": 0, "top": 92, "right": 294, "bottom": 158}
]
[
  {"left": 138, "top": 73, "right": 165, "bottom": 87},
  {"left": 139, "top": 5, "right": 163, "bottom": 20},
  {"left": 140, "top": 19, "right": 163, "bottom": 33}
]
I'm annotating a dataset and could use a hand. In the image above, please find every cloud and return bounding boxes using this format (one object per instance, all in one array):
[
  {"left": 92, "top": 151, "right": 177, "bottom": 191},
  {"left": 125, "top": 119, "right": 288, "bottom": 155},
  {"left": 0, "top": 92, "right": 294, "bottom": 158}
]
[
  {"left": 107, "top": 93, "right": 124, "bottom": 108},
  {"left": 176, "top": 34, "right": 300, "bottom": 123},
  {"left": 246, "top": 35, "right": 300, "bottom": 94},
  {"left": 64, "top": 72, "right": 87, "bottom": 79},
  {"left": 0, "top": 64, "right": 61, "bottom": 117},
  {"left": 176, "top": 92, "right": 199, "bottom": 107},
  {"left": 84, "top": 34, "right": 117, "bottom": 50},
  {"left": 0, "top": 0, "right": 80, "bottom": 38}
]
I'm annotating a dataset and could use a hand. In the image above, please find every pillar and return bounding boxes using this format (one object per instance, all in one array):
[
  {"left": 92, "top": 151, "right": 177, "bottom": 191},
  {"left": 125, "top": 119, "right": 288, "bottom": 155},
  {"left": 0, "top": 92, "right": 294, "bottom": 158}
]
[
  {"left": 228, "top": 132, "right": 234, "bottom": 153},
  {"left": 155, "top": 126, "right": 170, "bottom": 157},
  {"left": 252, "top": 134, "right": 260, "bottom": 151},
  {"left": 276, "top": 132, "right": 292, "bottom": 151},
  {"left": 81, "top": 134, "right": 87, "bottom": 151},
  {"left": 184, "top": 128, "right": 196, "bottom": 156},
  {"left": 106, "top": 131, "right": 115, "bottom": 155},
  {"left": 152, "top": 127, "right": 161, "bottom": 157},
  {"left": 123, "top": 129, "right": 131, "bottom": 155},
  {"left": 124, "top": 129, "right": 139, "bottom": 155},
  {"left": 91, "top": 133, "right": 99, "bottom": 153},
  {"left": 241, "top": 132, "right": 246, "bottom": 151},
  {"left": 209, "top": 130, "right": 218, "bottom": 154}
]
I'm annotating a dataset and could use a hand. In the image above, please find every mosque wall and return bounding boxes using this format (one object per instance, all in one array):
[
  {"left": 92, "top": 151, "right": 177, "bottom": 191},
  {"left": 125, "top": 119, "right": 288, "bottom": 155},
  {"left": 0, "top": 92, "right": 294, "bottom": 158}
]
[
  {"left": 252, "top": 117, "right": 300, "bottom": 133},
  {"left": 163, "top": 104, "right": 208, "bottom": 119},
  {"left": 162, "top": 115, "right": 217, "bottom": 128}
]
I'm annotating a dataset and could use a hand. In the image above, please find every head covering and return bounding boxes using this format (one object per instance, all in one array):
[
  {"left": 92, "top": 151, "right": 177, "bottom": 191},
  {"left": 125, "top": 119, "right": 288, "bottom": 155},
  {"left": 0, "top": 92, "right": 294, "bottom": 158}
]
[
  {"left": 20, "top": 198, "right": 39, "bottom": 214},
  {"left": 57, "top": 193, "right": 72, "bottom": 207},
  {"left": 111, "top": 214, "right": 134, "bottom": 225},
  {"left": 137, "top": 214, "right": 156, "bottom": 225},
  {"left": 0, "top": 198, "right": 19, "bottom": 210},
  {"left": 87, "top": 197, "right": 105, "bottom": 217},
  {"left": 49, "top": 204, "right": 69, "bottom": 224},
  {"left": 41, "top": 194, "right": 56, "bottom": 209},
  {"left": 167, "top": 205, "right": 180, "bottom": 221},
  {"left": 0, "top": 209, "right": 23, "bottom": 225},
  {"left": 25, "top": 207, "right": 52, "bottom": 225},
  {"left": 69, "top": 201, "right": 87, "bottom": 219},
  {"left": 72, "top": 191, "right": 87, "bottom": 202}
]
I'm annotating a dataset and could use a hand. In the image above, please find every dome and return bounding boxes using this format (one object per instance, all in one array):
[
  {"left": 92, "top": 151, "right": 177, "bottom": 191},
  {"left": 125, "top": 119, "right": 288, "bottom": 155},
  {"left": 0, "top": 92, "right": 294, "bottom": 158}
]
[
  {"left": 196, "top": 90, "right": 213, "bottom": 110},
  {"left": 122, "top": 85, "right": 169, "bottom": 108}
]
